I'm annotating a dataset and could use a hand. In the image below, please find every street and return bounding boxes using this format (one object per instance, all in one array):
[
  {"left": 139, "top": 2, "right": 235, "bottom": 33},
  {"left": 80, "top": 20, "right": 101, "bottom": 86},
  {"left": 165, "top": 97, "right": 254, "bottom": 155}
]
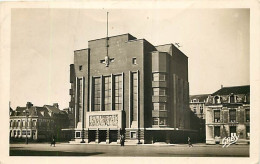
[{"left": 10, "top": 143, "right": 249, "bottom": 157}]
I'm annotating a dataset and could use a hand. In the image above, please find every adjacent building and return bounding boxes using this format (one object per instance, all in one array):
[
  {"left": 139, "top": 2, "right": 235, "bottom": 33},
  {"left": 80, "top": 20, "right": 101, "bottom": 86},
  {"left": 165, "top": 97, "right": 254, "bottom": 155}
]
[
  {"left": 9, "top": 102, "right": 69, "bottom": 141},
  {"left": 205, "top": 85, "right": 250, "bottom": 144},
  {"left": 69, "top": 33, "right": 197, "bottom": 144},
  {"left": 189, "top": 94, "right": 210, "bottom": 142}
]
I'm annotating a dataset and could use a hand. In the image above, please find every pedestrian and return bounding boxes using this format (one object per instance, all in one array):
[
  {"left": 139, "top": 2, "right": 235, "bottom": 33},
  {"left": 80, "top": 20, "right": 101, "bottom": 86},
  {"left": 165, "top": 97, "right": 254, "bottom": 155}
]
[
  {"left": 50, "top": 136, "right": 56, "bottom": 147},
  {"left": 188, "top": 136, "right": 193, "bottom": 147},
  {"left": 120, "top": 134, "right": 125, "bottom": 146}
]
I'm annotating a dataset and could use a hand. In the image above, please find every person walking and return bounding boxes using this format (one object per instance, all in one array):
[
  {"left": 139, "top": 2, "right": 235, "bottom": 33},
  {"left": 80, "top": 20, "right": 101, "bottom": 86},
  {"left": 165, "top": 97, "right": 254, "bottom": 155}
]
[
  {"left": 188, "top": 136, "right": 193, "bottom": 147},
  {"left": 120, "top": 134, "right": 125, "bottom": 146},
  {"left": 50, "top": 136, "right": 56, "bottom": 147}
]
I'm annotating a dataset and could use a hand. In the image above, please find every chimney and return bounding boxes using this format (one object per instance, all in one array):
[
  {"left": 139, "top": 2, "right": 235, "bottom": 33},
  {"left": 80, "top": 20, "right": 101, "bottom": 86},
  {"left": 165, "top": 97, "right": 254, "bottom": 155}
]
[
  {"left": 221, "top": 85, "right": 223, "bottom": 89},
  {"left": 53, "top": 103, "right": 59, "bottom": 109},
  {"left": 26, "top": 102, "right": 33, "bottom": 109}
]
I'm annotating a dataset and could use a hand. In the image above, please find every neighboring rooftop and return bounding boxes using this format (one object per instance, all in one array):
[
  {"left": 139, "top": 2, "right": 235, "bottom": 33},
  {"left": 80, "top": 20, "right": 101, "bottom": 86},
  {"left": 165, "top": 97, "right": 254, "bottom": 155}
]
[
  {"left": 190, "top": 94, "right": 210, "bottom": 102},
  {"left": 212, "top": 85, "right": 250, "bottom": 96}
]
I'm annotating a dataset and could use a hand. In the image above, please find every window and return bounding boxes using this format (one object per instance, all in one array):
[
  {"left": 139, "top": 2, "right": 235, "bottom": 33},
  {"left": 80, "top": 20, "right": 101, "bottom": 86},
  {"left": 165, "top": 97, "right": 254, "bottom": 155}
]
[
  {"left": 153, "top": 118, "right": 159, "bottom": 125},
  {"left": 130, "top": 131, "right": 137, "bottom": 139},
  {"left": 214, "top": 110, "right": 220, "bottom": 122},
  {"left": 246, "top": 126, "right": 250, "bottom": 138},
  {"left": 114, "top": 75, "right": 122, "bottom": 110},
  {"left": 22, "top": 130, "right": 26, "bottom": 135},
  {"left": 132, "top": 58, "right": 137, "bottom": 65},
  {"left": 93, "top": 77, "right": 101, "bottom": 111},
  {"left": 200, "top": 106, "right": 203, "bottom": 114},
  {"left": 246, "top": 109, "right": 250, "bottom": 122},
  {"left": 17, "top": 130, "right": 20, "bottom": 136},
  {"left": 76, "top": 131, "right": 81, "bottom": 138},
  {"left": 104, "top": 76, "right": 111, "bottom": 111},
  {"left": 33, "top": 120, "right": 37, "bottom": 127},
  {"left": 10, "top": 120, "right": 12, "bottom": 127},
  {"left": 153, "top": 88, "right": 166, "bottom": 96},
  {"left": 214, "top": 126, "right": 220, "bottom": 137},
  {"left": 27, "top": 130, "right": 30, "bottom": 135},
  {"left": 14, "top": 130, "right": 16, "bottom": 136},
  {"left": 229, "top": 109, "right": 236, "bottom": 122},
  {"left": 159, "top": 118, "right": 167, "bottom": 125},
  {"left": 79, "top": 65, "right": 82, "bottom": 71},
  {"left": 230, "top": 95, "right": 235, "bottom": 103},
  {"left": 214, "top": 96, "right": 220, "bottom": 104},
  {"left": 153, "top": 103, "right": 166, "bottom": 111},
  {"left": 230, "top": 126, "right": 236, "bottom": 137},
  {"left": 193, "top": 107, "right": 197, "bottom": 113},
  {"left": 132, "top": 72, "right": 138, "bottom": 121},
  {"left": 152, "top": 73, "right": 166, "bottom": 81}
]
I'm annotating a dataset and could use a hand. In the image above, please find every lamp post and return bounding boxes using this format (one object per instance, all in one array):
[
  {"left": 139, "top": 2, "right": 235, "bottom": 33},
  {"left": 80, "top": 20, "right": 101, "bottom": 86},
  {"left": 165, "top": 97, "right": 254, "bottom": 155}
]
[{"left": 25, "top": 109, "right": 29, "bottom": 144}]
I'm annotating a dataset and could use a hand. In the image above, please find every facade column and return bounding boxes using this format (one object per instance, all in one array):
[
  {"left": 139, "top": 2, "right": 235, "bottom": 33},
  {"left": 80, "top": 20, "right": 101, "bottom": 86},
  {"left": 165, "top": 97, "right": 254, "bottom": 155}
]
[
  {"left": 85, "top": 129, "right": 89, "bottom": 143},
  {"left": 95, "top": 128, "right": 99, "bottom": 143},
  {"left": 106, "top": 128, "right": 110, "bottom": 144}
]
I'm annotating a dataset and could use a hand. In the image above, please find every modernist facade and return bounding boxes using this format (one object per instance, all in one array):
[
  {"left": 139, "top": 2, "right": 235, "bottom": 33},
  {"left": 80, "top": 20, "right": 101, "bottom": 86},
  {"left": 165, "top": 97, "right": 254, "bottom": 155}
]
[
  {"left": 70, "top": 33, "right": 196, "bottom": 144},
  {"left": 9, "top": 102, "right": 69, "bottom": 141},
  {"left": 205, "top": 85, "right": 250, "bottom": 144}
]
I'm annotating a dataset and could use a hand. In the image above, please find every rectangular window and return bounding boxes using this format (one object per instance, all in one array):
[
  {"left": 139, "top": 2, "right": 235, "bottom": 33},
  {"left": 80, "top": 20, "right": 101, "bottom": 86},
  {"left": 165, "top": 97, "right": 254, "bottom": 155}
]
[
  {"left": 229, "top": 109, "right": 236, "bottom": 122},
  {"left": 153, "top": 118, "right": 159, "bottom": 125},
  {"left": 104, "top": 76, "right": 111, "bottom": 111},
  {"left": 132, "top": 58, "right": 137, "bottom": 65},
  {"left": 114, "top": 75, "right": 122, "bottom": 110},
  {"left": 246, "top": 109, "right": 250, "bottom": 122},
  {"left": 78, "top": 78, "right": 83, "bottom": 121},
  {"left": 14, "top": 130, "right": 16, "bottom": 136},
  {"left": 214, "top": 126, "right": 220, "bottom": 137},
  {"left": 153, "top": 88, "right": 166, "bottom": 96},
  {"left": 152, "top": 73, "right": 166, "bottom": 81},
  {"left": 79, "top": 65, "right": 82, "bottom": 71},
  {"left": 153, "top": 103, "right": 166, "bottom": 111},
  {"left": 130, "top": 131, "right": 137, "bottom": 139},
  {"left": 27, "top": 130, "right": 30, "bottom": 135},
  {"left": 159, "top": 118, "right": 167, "bottom": 125},
  {"left": 93, "top": 77, "right": 101, "bottom": 111},
  {"left": 22, "top": 130, "right": 26, "bottom": 135},
  {"left": 132, "top": 72, "right": 138, "bottom": 121},
  {"left": 76, "top": 131, "right": 81, "bottom": 138},
  {"left": 200, "top": 106, "right": 203, "bottom": 113},
  {"left": 17, "top": 130, "right": 20, "bottom": 136},
  {"left": 214, "top": 110, "right": 220, "bottom": 122}
]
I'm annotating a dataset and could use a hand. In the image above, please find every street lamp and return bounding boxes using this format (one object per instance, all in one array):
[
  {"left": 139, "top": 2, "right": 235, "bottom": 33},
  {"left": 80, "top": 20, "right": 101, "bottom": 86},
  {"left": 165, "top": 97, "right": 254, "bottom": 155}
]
[{"left": 25, "top": 108, "right": 29, "bottom": 144}]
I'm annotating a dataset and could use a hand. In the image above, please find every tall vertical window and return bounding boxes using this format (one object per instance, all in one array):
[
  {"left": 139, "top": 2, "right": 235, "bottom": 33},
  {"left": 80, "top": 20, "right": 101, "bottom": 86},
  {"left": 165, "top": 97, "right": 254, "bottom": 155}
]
[
  {"left": 229, "top": 109, "right": 236, "bottom": 122},
  {"left": 78, "top": 78, "right": 83, "bottom": 121},
  {"left": 246, "top": 126, "right": 250, "bottom": 138},
  {"left": 114, "top": 75, "right": 122, "bottom": 110},
  {"left": 214, "top": 96, "right": 220, "bottom": 104},
  {"left": 214, "top": 126, "right": 220, "bottom": 137},
  {"left": 230, "top": 95, "right": 235, "bottom": 103},
  {"left": 132, "top": 72, "right": 138, "bottom": 121},
  {"left": 200, "top": 106, "right": 203, "bottom": 113},
  {"left": 93, "top": 77, "right": 101, "bottom": 111},
  {"left": 214, "top": 110, "right": 220, "bottom": 122},
  {"left": 104, "top": 76, "right": 111, "bottom": 111},
  {"left": 246, "top": 109, "right": 250, "bottom": 122},
  {"left": 152, "top": 73, "right": 166, "bottom": 81}
]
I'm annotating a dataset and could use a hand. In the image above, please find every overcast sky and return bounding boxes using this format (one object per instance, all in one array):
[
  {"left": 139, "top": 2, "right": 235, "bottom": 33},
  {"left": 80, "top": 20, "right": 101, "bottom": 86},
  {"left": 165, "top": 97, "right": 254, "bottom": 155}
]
[{"left": 10, "top": 8, "right": 249, "bottom": 109}]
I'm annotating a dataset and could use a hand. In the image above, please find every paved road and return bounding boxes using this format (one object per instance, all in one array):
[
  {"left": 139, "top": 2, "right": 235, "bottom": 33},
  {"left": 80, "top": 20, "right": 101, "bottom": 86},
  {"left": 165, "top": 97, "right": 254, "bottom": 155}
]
[{"left": 10, "top": 143, "right": 249, "bottom": 157}]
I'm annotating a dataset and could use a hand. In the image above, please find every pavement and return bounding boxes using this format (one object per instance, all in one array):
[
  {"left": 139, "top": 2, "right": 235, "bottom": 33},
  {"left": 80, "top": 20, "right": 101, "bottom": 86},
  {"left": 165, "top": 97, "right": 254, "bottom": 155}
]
[{"left": 9, "top": 142, "right": 250, "bottom": 157}]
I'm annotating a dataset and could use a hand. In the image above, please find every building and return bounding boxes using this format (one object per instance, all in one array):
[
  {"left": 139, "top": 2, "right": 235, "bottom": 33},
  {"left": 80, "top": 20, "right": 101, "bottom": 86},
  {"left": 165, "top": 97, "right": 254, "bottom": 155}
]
[
  {"left": 205, "top": 85, "right": 250, "bottom": 144},
  {"left": 69, "top": 33, "right": 197, "bottom": 144},
  {"left": 189, "top": 94, "right": 210, "bottom": 142},
  {"left": 9, "top": 102, "right": 69, "bottom": 142}
]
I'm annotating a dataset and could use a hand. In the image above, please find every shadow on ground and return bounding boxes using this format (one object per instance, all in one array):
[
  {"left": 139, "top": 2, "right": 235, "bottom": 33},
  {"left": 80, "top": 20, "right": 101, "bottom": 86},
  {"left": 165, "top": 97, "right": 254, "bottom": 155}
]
[{"left": 10, "top": 150, "right": 104, "bottom": 156}]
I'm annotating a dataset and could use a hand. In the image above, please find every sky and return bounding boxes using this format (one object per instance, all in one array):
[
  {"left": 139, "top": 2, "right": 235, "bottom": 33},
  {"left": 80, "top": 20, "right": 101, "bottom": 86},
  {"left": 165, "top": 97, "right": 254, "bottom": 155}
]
[{"left": 10, "top": 8, "right": 249, "bottom": 110}]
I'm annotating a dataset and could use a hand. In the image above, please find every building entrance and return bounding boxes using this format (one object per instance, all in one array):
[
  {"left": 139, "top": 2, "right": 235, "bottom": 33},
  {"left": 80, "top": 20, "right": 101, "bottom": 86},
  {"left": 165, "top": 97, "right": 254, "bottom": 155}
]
[
  {"left": 88, "top": 130, "right": 96, "bottom": 142},
  {"left": 99, "top": 130, "right": 107, "bottom": 142},
  {"left": 109, "top": 130, "right": 118, "bottom": 143}
]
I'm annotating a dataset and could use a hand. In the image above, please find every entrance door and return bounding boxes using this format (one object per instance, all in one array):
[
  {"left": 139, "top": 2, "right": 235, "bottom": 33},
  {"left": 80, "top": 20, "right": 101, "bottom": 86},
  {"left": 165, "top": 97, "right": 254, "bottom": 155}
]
[
  {"left": 109, "top": 130, "right": 118, "bottom": 143},
  {"left": 230, "top": 126, "right": 236, "bottom": 137},
  {"left": 88, "top": 130, "right": 96, "bottom": 142},
  {"left": 99, "top": 130, "right": 107, "bottom": 142}
]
